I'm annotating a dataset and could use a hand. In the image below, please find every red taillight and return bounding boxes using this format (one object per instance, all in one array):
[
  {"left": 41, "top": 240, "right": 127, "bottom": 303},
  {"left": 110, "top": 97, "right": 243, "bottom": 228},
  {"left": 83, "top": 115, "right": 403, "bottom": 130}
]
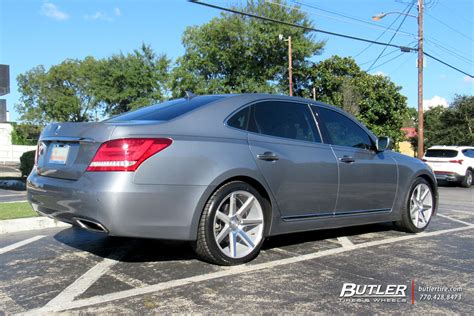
[
  {"left": 86, "top": 138, "right": 172, "bottom": 172},
  {"left": 448, "top": 159, "right": 463, "bottom": 165}
]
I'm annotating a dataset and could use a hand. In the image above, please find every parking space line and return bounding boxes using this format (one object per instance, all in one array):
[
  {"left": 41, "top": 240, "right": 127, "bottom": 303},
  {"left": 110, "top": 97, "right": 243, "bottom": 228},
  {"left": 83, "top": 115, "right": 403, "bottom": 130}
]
[
  {"left": 26, "top": 224, "right": 474, "bottom": 314},
  {"left": 0, "top": 200, "right": 28, "bottom": 204},
  {"left": 437, "top": 214, "right": 473, "bottom": 227},
  {"left": 44, "top": 245, "right": 133, "bottom": 309},
  {"left": 442, "top": 209, "right": 472, "bottom": 215},
  {"left": 0, "top": 194, "right": 27, "bottom": 198},
  {"left": 0, "top": 236, "right": 45, "bottom": 255},
  {"left": 337, "top": 236, "right": 355, "bottom": 249},
  {"left": 112, "top": 271, "right": 149, "bottom": 289}
]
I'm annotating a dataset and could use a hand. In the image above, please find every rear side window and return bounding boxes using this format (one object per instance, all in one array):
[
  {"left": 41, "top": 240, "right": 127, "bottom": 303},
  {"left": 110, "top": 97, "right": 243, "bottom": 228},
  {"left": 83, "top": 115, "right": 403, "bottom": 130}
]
[
  {"left": 315, "top": 106, "right": 374, "bottom": 150},
  {"left": 108, "top": 96, "right": 224, "bottom": 122},
  {"left": 462, "top": 149, "right": 474, "bottom": 158},
  {"left": 425, "top": 149, "right": 458, "bottom": 158},
  {"left": 227, "top": 106, "right": 250, "bottom": 130},
  {"left": 250, "top": 101, "right": 320, "bottom": 143}
]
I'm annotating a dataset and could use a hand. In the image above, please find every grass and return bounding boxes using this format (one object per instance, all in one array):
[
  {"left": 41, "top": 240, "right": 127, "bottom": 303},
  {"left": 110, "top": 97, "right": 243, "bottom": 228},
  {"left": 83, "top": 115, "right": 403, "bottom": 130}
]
[{"left": 0, "top": 202, "right": 38, "bottom": 220}]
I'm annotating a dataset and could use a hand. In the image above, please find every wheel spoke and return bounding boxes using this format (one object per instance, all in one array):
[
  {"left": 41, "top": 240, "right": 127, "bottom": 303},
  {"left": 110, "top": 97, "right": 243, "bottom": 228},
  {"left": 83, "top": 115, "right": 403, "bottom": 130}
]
[
  {"left": 216, "top": 211, "right": 230, "bottom": 224},
  {"left": 419, "top": 211, "right": 426, "bottom": 224},
  {"left": 416, "top": 186, "right": 421, "bottom": 201},
  {"left": 229, "top": 193, "right": 236, "bottom": 217},
  {"left": 420, "top": 189, "right": 429, "bottom": 203},
  {"left": 216, "top": 225, "right": 230, "bottom": 243},
  {"left": 229, "top": 231, "right": 237, "bottom": 257},
  {"left": 240, "top": 218, "right": 263, "bottom": 226},
  {"left": 415, "top": 211, "right": 420, "bottom": 227},
  {"left": 237, "top": 228, "right": 255, "bottom": 248},
  {"left": 236, "top": 196, "right": 255, "bottom": 218}
]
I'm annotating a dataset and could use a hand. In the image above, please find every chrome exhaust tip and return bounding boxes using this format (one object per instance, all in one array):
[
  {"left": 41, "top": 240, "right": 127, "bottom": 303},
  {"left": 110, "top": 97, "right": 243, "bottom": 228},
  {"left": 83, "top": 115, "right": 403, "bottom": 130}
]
[{"left": 74, "top": 218, "right": 108, "bottom": 233}]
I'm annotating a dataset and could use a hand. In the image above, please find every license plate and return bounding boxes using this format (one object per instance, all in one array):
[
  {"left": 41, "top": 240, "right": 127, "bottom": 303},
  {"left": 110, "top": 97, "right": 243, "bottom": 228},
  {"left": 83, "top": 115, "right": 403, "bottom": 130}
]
[{"left": 49, "top": 144, "right": 70, "bottom": 164}]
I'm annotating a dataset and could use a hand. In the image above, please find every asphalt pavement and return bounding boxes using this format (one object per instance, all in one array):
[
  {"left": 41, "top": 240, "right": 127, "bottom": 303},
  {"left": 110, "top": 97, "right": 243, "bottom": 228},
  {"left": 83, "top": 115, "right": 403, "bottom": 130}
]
[{"left": 0, "top": 186, "right": 472, "bottom": 314}]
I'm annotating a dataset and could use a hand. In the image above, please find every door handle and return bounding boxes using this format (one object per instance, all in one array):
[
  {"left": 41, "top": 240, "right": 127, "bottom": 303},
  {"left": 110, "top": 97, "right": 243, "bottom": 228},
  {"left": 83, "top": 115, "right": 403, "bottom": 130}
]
[
  {"left": 257, "top": 152, "right": 279, "bottom": 161},
  {"left": 339, "top": 156, "right": 355, "bottom": 163}
]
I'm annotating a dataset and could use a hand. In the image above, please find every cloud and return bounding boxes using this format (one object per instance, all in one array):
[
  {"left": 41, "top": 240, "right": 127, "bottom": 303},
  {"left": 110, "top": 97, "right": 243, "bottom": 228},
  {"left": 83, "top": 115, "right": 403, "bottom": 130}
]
[
  {"left": 423, "top": 95, "right": 448, "bottom": 111},
  {"left": 40, "top": 2, "right": 69, "bottom": 21},
  {"left": 114, "top": 7, "right": 121, "bottom": 16},
  {"left": 84, "top": 12, "right": 113, "bottom": 22},
  {"left": 372, "top": 71, "right": 387, "bottom": 77},
  {"left": 463, "top": 76, "right": 474, "bottom": 83}
]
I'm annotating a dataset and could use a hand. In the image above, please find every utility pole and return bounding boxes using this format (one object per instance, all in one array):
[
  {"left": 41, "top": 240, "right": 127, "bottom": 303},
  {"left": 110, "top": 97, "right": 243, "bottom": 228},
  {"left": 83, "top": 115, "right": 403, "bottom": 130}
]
[
  {"left": 417, "top": 0, "right": 424, "bottom": 159},
  {"left": 279, "top": 34, "right": 293, "bottom": 96},
  {"left": 288, "top": 36, "right": 293, "bottom": 96}
]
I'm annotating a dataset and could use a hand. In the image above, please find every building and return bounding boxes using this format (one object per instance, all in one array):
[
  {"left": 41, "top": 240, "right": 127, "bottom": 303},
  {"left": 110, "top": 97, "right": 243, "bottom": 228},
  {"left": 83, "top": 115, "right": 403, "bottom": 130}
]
[{"left": 399, "top": 127, "right": 417, "bottom": 157}]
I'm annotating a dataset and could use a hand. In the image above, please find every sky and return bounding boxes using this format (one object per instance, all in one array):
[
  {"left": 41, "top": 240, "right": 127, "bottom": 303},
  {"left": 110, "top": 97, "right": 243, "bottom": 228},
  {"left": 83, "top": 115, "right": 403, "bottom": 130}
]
[{"left": 0, "top": 0, "right": 473, "bottom": 122}]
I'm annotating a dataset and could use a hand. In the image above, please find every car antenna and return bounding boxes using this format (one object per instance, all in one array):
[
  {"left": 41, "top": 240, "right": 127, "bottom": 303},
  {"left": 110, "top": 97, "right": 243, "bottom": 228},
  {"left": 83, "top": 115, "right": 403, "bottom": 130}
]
[{"left": 185, "top": 91, "right": 196, "bottom": 100}]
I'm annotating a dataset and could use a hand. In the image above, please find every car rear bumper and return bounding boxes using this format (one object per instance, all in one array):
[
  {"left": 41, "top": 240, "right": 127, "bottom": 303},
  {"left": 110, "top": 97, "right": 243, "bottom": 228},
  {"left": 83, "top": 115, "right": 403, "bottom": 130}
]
[
  {"left": 27, "top": 169, "right": 211, "bottom": 240},
  {"left": 434, "top": 172, "right": 463, "bottom": 182}
]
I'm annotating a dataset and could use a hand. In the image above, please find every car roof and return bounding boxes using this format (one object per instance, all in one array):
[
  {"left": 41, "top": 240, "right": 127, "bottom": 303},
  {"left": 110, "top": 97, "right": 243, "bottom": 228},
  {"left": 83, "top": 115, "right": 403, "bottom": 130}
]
[{"left": 428, "top": 146, "right": 474, "bottom": 150}]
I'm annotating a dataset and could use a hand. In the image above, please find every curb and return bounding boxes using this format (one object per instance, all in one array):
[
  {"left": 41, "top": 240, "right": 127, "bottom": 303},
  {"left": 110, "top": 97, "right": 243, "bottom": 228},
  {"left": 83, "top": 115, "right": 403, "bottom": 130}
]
[{"left": 0, "top": 217, "right": 71, "bottom": 234}]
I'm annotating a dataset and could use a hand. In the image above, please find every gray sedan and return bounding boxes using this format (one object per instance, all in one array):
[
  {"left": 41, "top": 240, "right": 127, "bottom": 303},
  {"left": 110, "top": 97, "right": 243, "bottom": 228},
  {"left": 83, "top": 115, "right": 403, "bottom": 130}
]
[{"left": 27, "top": 94, "right": 438, "bottom": 265}]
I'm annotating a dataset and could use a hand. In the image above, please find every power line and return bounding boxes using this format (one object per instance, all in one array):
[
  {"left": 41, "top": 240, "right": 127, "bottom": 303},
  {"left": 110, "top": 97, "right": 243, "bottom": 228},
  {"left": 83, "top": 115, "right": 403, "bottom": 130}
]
[
  {"left": 288, "top": 0, "right": 415, "bottom": 38},
  {"left": 370, "top": 52, "right": 406, "bottom": 70},
  {"left": 189, "top": 0, "right": 416, "bottom": 51},
  {"left": 425, "top": 38, "right": 473, "bottom": 65},
  {"left": 366, "top": 2, "right": 415, "bottom": 72},
  {"left": 353, "top": 1, "right": 413, "bottom": 58},
  {"left": 426, "top": 12, "right": 473, "bottom": 42},
  {"left": 425, "top": 40, "right": 473, "bottom": 66},
  {"left": 189, "top": 0, "right": 473, "bottom": 78},
  {"left": 424, "top": 52, "right": 473, "bottom": 78}
]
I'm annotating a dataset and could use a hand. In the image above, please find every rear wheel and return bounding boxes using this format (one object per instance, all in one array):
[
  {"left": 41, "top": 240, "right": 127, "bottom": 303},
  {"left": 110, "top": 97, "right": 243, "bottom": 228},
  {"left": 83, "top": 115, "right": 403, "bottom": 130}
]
[
  {"left": 194, "top": 181, "right": 267, "bottom": 265},
  {"left": 395, "top": 178, "right": 434, "bottom": 233},
  {"left": 461, "top": 169, "right": 472, "bottom": 188}
]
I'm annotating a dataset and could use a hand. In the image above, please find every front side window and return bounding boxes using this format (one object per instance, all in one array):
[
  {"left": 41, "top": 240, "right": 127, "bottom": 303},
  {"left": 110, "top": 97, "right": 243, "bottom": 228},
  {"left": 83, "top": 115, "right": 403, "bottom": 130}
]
[
  {"left": 250, "top": 101, "right": 320, "bottom": 143},
  {"left": 315, "top": 106, "right": 373, "bottom": 150}
]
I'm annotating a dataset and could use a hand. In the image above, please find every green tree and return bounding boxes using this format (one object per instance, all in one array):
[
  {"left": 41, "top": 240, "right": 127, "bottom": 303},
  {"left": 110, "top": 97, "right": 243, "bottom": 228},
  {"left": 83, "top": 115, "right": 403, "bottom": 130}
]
[
  {"left": 171, "top": 0, "right": 324, "bottom": 97},
  {"left": 298, "top": 56, "right": 409, "bottom": 144},
  {"left": 414, "top": 95, "right": 474, "bottom": 149},
  {"left": 11, "top": 123, "right": 42, "bottom": 145},
  {"left": 93, "top": 44, "right": 170, "bottom": 115},
  {"left": 16, "top": 58, "right": 100, "bottom": 125}
]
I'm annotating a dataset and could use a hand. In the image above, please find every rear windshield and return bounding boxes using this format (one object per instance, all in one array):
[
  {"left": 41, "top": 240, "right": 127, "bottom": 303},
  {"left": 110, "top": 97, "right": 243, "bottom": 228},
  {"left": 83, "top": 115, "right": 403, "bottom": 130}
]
[
  {"left": 425, "top": 149, "right": 458, "bottom": 158},
  {"left": 107, "top": 96, "right": 224, "bottom": 122}
]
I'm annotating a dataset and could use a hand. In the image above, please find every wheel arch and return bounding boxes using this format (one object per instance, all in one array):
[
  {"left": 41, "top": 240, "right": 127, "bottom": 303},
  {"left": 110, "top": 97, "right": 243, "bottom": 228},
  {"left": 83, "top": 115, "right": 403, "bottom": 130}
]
[{"left": 189, "top": 171, "right": 277, "bottom": 241}]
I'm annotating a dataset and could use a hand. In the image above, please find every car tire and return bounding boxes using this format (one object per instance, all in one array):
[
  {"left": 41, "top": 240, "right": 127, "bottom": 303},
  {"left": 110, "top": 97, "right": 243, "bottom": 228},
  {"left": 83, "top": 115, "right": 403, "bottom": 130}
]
[
  {"left": 395, "top": 178, "right": 435, "bottom": 233},
  {"left": 461, "top": 169, "right": 472, "bottom": 188},
  {"left": 194, "top": 181, "right": 268, "bottom": 265}
]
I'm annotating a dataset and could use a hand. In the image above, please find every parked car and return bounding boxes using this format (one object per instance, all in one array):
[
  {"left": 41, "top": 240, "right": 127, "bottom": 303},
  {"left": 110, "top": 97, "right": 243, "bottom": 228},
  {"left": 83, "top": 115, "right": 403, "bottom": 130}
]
[
  {"left": 423, "top": 146, "right": 474, "bottom": 188},
  {"left": 27, "top": 94, "right": 438, "bottom": 265}
]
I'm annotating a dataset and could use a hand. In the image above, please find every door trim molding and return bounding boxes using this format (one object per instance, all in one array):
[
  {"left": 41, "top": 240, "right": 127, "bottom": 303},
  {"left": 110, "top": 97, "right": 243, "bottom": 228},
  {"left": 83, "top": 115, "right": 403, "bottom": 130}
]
[{"left": 281, "top": 208, "right": 392, "bottom": 222}]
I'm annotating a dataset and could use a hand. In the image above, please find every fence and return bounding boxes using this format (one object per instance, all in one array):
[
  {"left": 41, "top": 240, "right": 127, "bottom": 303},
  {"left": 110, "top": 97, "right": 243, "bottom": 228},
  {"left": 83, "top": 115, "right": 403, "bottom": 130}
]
[{"left": 0, "top": 144, "right": 36, "bottom": 164}]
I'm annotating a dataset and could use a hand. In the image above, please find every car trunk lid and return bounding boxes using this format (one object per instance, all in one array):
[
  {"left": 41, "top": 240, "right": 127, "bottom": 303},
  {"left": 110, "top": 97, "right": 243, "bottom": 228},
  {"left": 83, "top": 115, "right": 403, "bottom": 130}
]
[{"left": 36, "top": 122, "right": 116, "bottom": 180}]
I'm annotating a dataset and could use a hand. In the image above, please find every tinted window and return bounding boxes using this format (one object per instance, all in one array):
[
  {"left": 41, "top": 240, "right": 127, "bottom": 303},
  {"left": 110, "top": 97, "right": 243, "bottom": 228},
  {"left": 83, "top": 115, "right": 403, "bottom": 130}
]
[
  {"left": 462, "top": 149, "right": 474, "bottom": 158},
  {"left": 315, "top": 107, "right": 373, "bottom": 150},
  {"left": 227, "top": 107, "right": 250, "bottom": 130},
  {"left": 425, "top": 149, "right": 458, "bottom": 158},
  {"left": 108, "top": 96, "right": 224, "bottom": 122},
  {"left": 250, "top": 101, "right": 320, "bottom": 142}
]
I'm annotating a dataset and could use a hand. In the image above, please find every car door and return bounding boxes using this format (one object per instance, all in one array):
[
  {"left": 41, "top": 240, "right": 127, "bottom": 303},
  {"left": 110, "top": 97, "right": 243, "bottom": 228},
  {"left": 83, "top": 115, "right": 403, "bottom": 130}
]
[
  {"left": 313, "top": 106, "right": 398, "bottom": 214},
  {"left": 246, "top": 100, "right": 338, "bottom": 219}
]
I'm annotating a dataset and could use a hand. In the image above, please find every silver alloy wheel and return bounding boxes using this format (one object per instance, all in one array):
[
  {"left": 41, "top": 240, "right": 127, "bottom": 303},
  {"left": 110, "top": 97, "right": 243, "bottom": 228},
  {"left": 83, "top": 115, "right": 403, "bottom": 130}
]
[
  {"left": 466, "top": 172, "right": 473, "bottom": 186},
  {"left": 410, "top": 183, "right": 433, "bottom": 229},
  {"left": 213, "top": 190, "right": 264, "bottom": 259}
]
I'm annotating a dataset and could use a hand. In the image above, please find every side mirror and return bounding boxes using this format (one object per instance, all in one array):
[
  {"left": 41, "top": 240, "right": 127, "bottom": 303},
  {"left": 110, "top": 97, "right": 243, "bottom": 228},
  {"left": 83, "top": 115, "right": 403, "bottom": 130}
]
[{"left": 376, "top": 136, "right": 393, "bottom": 152}]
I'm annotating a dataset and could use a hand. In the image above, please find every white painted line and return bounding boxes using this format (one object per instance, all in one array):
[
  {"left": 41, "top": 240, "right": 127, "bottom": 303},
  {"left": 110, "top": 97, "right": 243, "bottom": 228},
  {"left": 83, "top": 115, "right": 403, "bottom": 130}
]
[
  {"left": 44, "top": 245, "right": 133, "bottom": 309},
  {"left": 112, "top": 272, "right": 149, "bottom": 289},
  {"left": 0, "top": 235, "right": 45, "bottom": 255},
  {"left": 437, "top": 214, "right": 473, "bottom": 227},
  {"left": 25, "top": 225, "right": 474, "bottom": 314},
  {"left": 0, "top": 200, "right": 28, "bottom": 204},
  {"left": 443, "top": 209, "right": 472, "bottom": 215},
  {"left": 0, "top": 194, "right": 27, "bottom": 198},
  {"left": 271, "top": 247, "right": 300, "bottom": 256},
  {"left": 337, "top": 236, "right": 355, "bottom": 249}
]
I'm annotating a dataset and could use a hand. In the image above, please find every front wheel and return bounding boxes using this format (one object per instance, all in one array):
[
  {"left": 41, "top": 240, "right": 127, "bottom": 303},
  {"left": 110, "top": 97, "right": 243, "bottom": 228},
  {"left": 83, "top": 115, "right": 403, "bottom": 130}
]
[
  {"left": 395, "top": 178, "right": 435, "bottom": 233},
  {"left": 194, "top": 181, "right": 267, "bottom": 265}
]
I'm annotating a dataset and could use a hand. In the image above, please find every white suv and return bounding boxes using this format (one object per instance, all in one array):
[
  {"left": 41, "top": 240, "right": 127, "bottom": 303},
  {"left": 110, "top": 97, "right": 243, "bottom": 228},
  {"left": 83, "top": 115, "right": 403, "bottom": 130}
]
[{"left": 423, "top": 146, "right": 474, "bottom": 188}]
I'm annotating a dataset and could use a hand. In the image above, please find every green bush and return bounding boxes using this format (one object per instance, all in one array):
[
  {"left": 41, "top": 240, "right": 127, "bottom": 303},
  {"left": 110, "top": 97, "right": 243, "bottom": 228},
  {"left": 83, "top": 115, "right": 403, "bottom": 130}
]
[{"left": 20, "top": 150, "right": 36, "bottom": 177}]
